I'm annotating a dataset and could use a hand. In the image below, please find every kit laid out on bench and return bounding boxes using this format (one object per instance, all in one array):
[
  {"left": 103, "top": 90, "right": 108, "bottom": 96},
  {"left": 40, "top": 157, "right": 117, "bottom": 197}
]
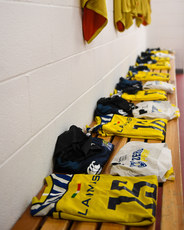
[{"left": 12, "top": 50, "right": 184, "bottom": 230}]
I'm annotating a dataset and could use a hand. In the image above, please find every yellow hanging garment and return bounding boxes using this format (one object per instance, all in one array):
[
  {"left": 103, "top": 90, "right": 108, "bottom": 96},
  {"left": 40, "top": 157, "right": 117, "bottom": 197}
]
[
  {"left": 135, "top": 0, "right": 151, "bottom": 27},
  {"left": 114, "top": 0, "right": 133, "bottom": 32},
  {"left": 142, "top": 0, "right": 151, "bottom": 26},
  {"left": 81, "top": 0, "right": 108, "bottom": 43}
]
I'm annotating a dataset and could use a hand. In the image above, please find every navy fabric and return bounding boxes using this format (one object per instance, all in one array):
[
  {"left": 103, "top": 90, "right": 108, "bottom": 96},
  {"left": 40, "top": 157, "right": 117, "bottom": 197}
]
[
  {"left": 94, "top": 95, "right": 135, "bottom": 117},
  {"left": 146, "top": 48, "right": 160, "bottom": 52},
  {"left": 129, "top": 65, "right": 150, "bottom": 71},
  {"left": 53, "top": 125, "right": 114, "bottom": 174},
  {"left": 115, "top": 77, "right": 142, "bottom": 94},
  {"left": 141, "top": 52, "right": 155, "bottom": 58},
  {"left": 127, "top": 66, "right": 150, "bottom": 80},
  {"left": 136, "top": 56, "right": 157, "bottom": 64}
]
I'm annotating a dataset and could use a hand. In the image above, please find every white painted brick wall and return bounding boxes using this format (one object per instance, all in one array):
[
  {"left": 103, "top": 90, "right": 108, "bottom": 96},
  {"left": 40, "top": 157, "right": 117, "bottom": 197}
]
[
  {"left": 147, "top": 0, "right": 184, "bottom": 69},
  {"left": 0, "top": 1, "right": 147, "bottom": 229}
]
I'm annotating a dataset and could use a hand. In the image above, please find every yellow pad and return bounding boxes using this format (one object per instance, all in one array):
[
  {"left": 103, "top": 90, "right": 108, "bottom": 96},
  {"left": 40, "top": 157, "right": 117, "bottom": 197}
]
[{"left": 31, "top": 173, "right": 158, "bottom": 226}]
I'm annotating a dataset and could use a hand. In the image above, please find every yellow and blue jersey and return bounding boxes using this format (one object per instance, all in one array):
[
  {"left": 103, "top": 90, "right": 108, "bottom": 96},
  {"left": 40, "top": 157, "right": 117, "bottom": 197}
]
[{"left": 31, "top": 173, "right": 157, "bottom": 226}]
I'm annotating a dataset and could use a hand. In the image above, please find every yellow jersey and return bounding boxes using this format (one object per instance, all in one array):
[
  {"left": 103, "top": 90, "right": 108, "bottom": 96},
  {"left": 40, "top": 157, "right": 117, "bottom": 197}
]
[
  {"left": 31, "top": 173, "right": 157, "bottom": 226},
  {"left": 88, "top": 114, "right": 167, "bottom": 140}
]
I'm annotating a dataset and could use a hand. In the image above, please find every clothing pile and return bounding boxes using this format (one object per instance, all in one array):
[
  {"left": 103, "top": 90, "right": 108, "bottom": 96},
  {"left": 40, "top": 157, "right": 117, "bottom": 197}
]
[
  {"left": 94, "top": 95, "right": 135, "bottom": 117},
  {"left": 143, "top": 81, "right": 175, "bottom": 93},
  {"left": 132, "top": 101, "right": 180, "bottom": 120},
  {"left": 53, "top": 125, "right": 114, "bottom": 175},
  {"left": 135, "top": 48, "right": 172, "bottom": 70}
]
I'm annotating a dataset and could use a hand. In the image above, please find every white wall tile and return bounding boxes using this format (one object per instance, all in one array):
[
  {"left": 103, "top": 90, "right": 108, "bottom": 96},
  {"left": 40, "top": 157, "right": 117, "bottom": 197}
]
[
  {"left": 29, "top": 58, "right": 72, "bottom": 134},
  {"left": 147, "top": 0, "right": 184, "bottom": 69},
  {"left": 0, "top": 123, "right": 56, "bottom": 230},
  {"left": 0, "top": 1, "right": 52, "bottom": 81},
  {"left": 51, "top": 0, "right": 80, "bottom": 7},
  {"left": 51, "top": 5, "right": 85, "bottom": 61},
  {"left": 0, "top": 77, "right": 31, "bottom": 165},
  {"left": 70, "top": 51, "right": 96, "bottom": 99}
]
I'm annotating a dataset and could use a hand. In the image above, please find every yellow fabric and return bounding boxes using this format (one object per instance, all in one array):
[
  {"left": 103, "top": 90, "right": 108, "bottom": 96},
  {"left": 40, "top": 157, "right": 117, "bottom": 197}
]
[
  {"left": 151, "top": 50, "right": 170, "bottom": 55},
  {"left": 164, "top": 167, "right": 175, "bottom": 181},
  {"left": 143, "top": 0, "right": 151, "bottom": 25},
  {"left": 171, "top": 104, "right": 180, "bottom": 118},
  {"left": 134, "top": 0, "right": 151, "bottom": 27},
  {"left": 81, "top": 0, "right": 107, "bottom": 18},
  {"left": 152, "top": 56, "right": 170, "bottom": 62},
  {"left": 136, "top": 62, "right": 171, "bottom": 70},
  {"left": 114, "top": 89, "right": 167, "bottom": 101},
  {"left": 92, "top": 114, "right": 167, "bottom": 140},
  {"left": 81, "top": 0, "right": 108, "bottom": 43},
  {"left": 42, "top": 174, "right": 157, "bottom": 226},
  {"left": 127, "top": 71, "right": 170, "bottom": 81},
  {"left": 32, "top": 176, "right": 52, "bottom": 204},
  {"left": 114, "top": 0, "right": 133, "bottom": 31}
]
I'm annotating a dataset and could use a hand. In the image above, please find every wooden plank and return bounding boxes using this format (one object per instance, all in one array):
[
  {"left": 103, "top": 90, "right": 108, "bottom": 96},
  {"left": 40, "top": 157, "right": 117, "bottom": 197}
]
[
  {"left": 168, "top": 59, "right": 176, "bottom": 85},
  {"left": 12, "top": 186, "right": 46, "bottom": 230},
  {"left": 130, "top": 225, "right": 155, "bottom": 230},
  {"left": 160, "top": 59, "right": 184, "bottom": 229},
  {"left": 70, "top": 221, "right": 99, "bottom": 230},
  {"left": 100, "top": 223, "right": 126, "bottom": 230},
  {"left": 161, "top": 118, "right": 184, "bottom": 229},
  {"left": 130, "top": 138, "right": 144, "bottom": 142},
  {"left": 41, "top": 218, "right": 70, "bottom": 230},
  {"left": 11, "top": 205, "right": 45, "bottom": 230}
]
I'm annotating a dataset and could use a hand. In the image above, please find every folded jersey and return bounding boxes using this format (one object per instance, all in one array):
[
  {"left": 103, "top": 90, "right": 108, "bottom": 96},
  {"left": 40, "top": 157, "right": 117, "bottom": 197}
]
[
  {"left": 136, "top": 62, "right": 171, "bottom": 70},
  {"left": 127, "top": 71, "right": 170, "bottom": 81},
  {"left": 110, "top": 141, "right": 174, "bottom": 182},
  {"left": 143, "top": 81, "right": 175, "bottom": 93},
  {"left": 114, "top": 89, "right": 167, "bottom": 101},
  {"left": 31, "top": 173, "right": 157, "bottom": 226},
  {"left": 132, "top": 101, "right": 180, "bottom": 120},
  {"left": 87, "top": 114, "right": 167, "bottom": 140}
]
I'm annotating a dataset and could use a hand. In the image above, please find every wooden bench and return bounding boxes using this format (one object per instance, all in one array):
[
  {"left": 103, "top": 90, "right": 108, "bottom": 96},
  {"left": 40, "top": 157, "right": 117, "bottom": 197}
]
[{"left": 12, "top": 59, "right": 184, "bottom": 230}]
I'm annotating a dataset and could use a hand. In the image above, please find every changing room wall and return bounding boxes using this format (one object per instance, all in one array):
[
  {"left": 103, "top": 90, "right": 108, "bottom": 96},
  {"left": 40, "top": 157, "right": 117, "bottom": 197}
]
[
  {"left": 0, "top": 1, "right": 147, "bottom": 229},
  {"left": 146, "top": 0, "right": 184, "bottom": 70}
]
